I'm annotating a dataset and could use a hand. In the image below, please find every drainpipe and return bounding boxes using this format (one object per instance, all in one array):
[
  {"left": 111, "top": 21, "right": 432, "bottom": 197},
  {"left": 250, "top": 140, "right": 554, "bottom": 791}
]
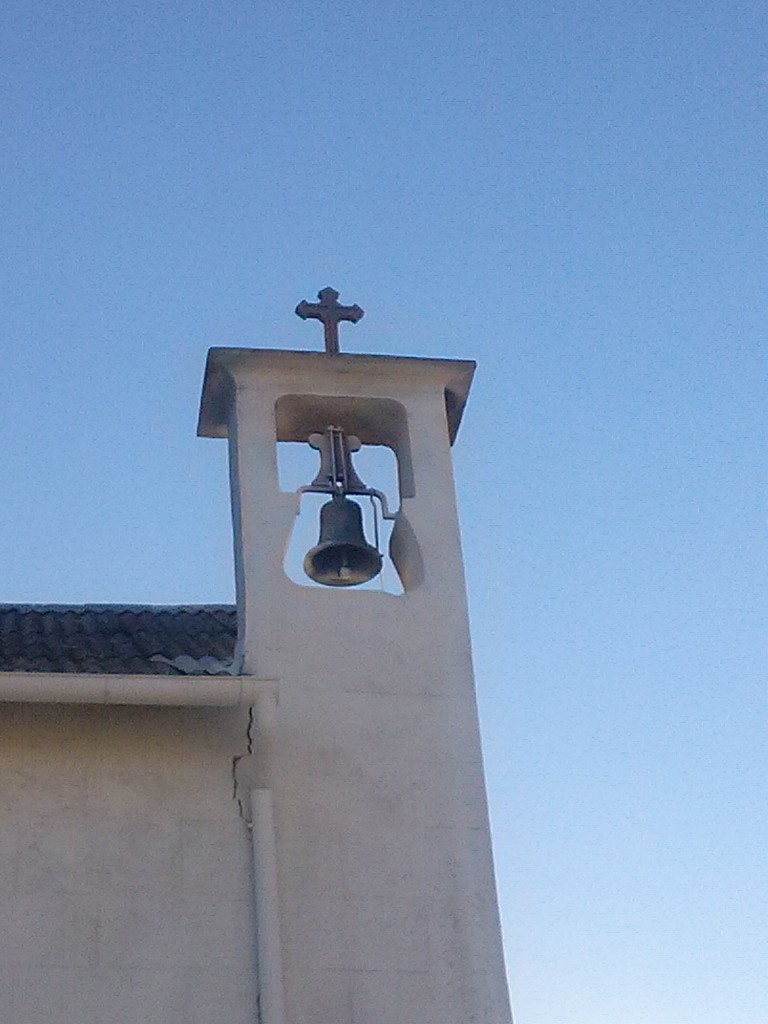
[{"left": 244, "top": 691, "right": 285, "bottom": 1024}]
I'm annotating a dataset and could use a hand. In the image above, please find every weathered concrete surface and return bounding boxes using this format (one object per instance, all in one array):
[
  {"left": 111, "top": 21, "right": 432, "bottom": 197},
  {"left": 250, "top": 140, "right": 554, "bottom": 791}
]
[{"left": 0, "top": 703, "right": 257, "bottom": 1023}]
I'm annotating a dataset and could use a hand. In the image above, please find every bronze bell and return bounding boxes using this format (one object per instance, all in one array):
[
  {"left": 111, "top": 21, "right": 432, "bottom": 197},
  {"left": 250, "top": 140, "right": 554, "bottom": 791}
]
[{"left": 304, "top": 495, "right": 383, "bottom": 587}]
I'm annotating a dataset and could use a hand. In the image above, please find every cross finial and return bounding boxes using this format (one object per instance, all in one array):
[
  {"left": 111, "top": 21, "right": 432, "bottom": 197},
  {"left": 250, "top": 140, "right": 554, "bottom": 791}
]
[{"left": 295, "top": 287, "right": 364, "bottom": 354}]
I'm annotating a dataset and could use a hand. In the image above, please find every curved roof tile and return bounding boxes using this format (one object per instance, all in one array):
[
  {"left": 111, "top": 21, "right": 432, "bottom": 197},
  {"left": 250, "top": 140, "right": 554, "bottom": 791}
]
[{"left": 0, "top": 605, "right": 237, "bottom": 676}]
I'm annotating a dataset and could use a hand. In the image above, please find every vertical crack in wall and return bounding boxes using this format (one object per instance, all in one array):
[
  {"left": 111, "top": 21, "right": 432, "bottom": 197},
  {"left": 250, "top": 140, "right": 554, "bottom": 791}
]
[{"left": 233, "top": 708, "right": 257, "bottom": 827}]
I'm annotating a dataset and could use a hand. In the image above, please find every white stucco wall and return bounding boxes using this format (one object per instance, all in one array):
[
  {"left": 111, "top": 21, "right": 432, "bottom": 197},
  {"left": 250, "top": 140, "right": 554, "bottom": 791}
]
[{"left": 0, "top": 701, "right": 257, "bottom": 1024}]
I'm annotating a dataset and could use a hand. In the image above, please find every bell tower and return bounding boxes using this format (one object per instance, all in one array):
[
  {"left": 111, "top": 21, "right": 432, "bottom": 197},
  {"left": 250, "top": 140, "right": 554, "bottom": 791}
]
[{"left": 198, "top": 289, "right": 512, "bottom": 1024}]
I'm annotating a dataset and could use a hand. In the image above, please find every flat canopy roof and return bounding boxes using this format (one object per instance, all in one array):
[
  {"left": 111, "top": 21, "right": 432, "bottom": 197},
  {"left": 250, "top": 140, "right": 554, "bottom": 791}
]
[{"left": 197, "top": 348, "right": 476, "bottom": 445}]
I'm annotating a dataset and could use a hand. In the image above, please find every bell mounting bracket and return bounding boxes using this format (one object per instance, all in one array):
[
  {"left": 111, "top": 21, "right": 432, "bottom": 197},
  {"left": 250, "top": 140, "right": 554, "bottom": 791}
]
[{"left": 297, "top": 426, "right": 397, "bottom": 520}]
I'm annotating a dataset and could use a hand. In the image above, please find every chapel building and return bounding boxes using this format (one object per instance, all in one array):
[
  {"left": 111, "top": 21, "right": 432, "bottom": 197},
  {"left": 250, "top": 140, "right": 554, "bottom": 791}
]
[{"left": 0, "top": 292, "right": 512, "bottom": 1024}]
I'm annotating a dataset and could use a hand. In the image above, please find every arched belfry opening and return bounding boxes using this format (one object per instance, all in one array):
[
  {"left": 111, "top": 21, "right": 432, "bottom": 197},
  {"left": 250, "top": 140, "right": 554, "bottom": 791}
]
[{"left": 275, "top": 394, "right": 417, "bottom": 594}]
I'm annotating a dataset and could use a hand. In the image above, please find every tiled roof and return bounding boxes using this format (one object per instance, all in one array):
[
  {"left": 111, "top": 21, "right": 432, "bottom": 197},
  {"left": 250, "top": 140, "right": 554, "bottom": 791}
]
[{"left": 0, "top": 605, "right": 238, "bottom": 676}]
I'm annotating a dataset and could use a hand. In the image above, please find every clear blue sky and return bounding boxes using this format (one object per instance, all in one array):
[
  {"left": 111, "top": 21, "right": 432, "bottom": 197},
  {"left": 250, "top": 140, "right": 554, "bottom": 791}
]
[{"left": 2, "top": 1, "right": 767, "bottom": 1020}]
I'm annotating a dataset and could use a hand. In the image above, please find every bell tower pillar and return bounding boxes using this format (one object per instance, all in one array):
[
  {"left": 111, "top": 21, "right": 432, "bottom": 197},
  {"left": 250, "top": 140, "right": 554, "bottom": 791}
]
[{"left": 198, "top": 340, "right": 512, "bottom": 1024}]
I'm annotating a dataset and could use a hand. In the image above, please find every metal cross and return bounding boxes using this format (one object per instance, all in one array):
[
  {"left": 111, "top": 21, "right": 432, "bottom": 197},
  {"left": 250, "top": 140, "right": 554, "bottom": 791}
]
[{"left": 295, "top": 287, "right": 364, "bottom": 354}]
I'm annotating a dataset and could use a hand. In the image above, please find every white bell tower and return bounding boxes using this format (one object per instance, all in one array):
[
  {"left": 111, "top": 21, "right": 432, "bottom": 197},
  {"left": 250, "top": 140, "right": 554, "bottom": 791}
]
[{"left": 198, "top": 289, "right": 512, "bottom": 1024}]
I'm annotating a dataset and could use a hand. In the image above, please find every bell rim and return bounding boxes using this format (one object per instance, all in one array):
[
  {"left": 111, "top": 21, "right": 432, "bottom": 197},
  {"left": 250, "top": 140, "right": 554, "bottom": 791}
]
[{"left": 303, "top": 540, "right": 383, "bottom": 587}]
